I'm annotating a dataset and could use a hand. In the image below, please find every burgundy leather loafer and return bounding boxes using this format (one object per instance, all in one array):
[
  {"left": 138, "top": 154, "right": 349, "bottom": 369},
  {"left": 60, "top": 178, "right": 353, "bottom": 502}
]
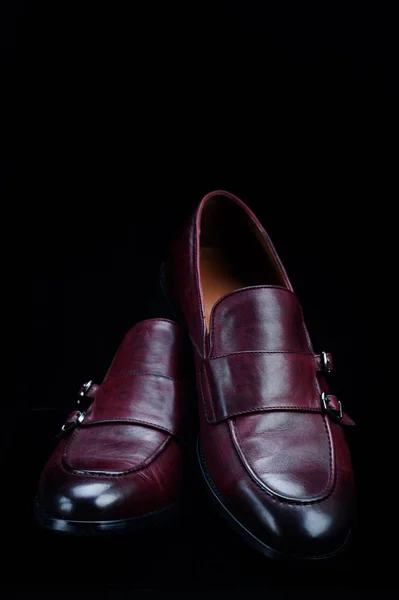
[
  {"left": 36, "top": 319, "right": 188, "bottom": 535},
  {"left": 164, "top": 190, "right": 355, "bottom": 560}
]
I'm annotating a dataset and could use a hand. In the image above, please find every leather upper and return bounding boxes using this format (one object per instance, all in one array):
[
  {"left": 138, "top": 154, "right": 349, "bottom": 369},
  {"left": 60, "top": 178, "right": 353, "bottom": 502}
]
[
  {"left": 165, "top": 190, "right": 355, "bottom": 558},
  {"left": 38, "top": 319, "right": 187, "bottom": 521}
]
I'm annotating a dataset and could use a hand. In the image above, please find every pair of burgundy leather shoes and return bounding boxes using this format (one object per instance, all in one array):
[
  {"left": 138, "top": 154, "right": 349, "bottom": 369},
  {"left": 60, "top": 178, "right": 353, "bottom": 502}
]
[{"left": 36, "top": 191, "right": 355, "bottom": 560}]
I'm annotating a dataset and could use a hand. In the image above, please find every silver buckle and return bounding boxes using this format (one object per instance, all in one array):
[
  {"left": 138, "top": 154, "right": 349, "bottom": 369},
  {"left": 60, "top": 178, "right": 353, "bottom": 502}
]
[
  {"left": 321, "top": 352, "right": 332, "bottom": 373},
  {"left": 60, "top": 380, "right": 93, "bottom": 435},
  {"left": 77, "top": 380, "right": 93, "bottom": 405},
  {"left": 61, "top": 411, "right": 86, "bottom": 433},
  {"left": 321, "top": 392, "right": 343, "bottom": 420}
]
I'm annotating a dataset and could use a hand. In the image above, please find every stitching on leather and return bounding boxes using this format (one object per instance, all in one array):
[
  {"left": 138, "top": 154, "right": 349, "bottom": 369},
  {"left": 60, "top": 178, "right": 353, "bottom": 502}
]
[
  {"left": 322, "top": 414, "right": 335, "bottom": 494},
  {"left": 61, "top": 431, "right": 172, "bottom": 478},
  {"left": 216, "top": 406, "right": 322, "bottom": 423},
  {"left": 227, "top": 356, "right": 336, "bottom": 499},
  {"left": 199, "top": 365, "right": 212, "bottom": 423},
  {"left": 211, "top": 286, "right": 298, "bottom": 321},
  {"left": 82, "top": 418, "right": 174, "bottom": 436},
  {"left": 230, "top": 419, "right": 335, "bottom": 505},
  {"left": 209, "top": 286, "right": 308, "bottom": 356},
  {"left": 104, "top": 371, "right": 180, "bottom": 383},
  {"left": 203, "top": 356, "right": 322, "bottom": 423},
  {"left": 197, "top": 442, "right": 347, "bottom": 559},
  {"left": 193, "top": 207, "right": 207, "bottom": 356},
  {"left": 209, "top": 350, "right": 318, "bottom": 360}
]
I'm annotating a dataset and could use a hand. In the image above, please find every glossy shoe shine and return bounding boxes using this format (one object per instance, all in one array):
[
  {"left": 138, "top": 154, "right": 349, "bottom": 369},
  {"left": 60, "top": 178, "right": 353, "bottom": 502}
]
[
  {"left": 164, "top": 190, "right": 355, "bottom": 560},
  {"left": 36, "top": 319, "right": 189, "bottom": 535}
]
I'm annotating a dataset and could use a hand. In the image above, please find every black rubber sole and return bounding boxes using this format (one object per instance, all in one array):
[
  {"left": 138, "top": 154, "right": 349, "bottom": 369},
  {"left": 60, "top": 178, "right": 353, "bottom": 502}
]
[
  {"left": 197, "top": 439, "right": 350, "bottom": 561},
  {"left": 35, "top": 499, "right": 179, "bottom": 536}
]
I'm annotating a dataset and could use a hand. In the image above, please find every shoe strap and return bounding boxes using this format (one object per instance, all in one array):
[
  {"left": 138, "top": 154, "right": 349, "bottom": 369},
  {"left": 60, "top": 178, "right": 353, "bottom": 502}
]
[{"left": 201, "top": 351, "right": 354, "bottom": 426}]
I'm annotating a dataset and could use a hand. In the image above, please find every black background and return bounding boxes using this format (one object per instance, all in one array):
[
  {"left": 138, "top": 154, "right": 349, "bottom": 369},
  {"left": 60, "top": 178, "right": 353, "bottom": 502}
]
[{"left": 3, "top": 0, "right": 397, "bottom": 596}]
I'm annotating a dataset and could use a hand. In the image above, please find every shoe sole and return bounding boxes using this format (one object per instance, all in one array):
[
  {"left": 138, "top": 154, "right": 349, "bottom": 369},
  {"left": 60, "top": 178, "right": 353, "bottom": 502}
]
[{"left": 35, "top": 498, "right": 179, "bottom": 536}]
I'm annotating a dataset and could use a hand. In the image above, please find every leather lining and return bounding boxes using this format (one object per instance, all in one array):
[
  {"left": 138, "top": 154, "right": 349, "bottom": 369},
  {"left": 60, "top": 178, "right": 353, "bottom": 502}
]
[{"left": 199, "top": 196, "right": 288, "bottom": 329}]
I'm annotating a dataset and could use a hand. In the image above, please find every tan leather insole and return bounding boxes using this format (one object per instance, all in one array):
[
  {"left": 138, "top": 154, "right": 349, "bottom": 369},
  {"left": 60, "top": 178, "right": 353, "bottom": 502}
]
[{"left": 200, "top": 247, "right": 247, "bottom": 329}]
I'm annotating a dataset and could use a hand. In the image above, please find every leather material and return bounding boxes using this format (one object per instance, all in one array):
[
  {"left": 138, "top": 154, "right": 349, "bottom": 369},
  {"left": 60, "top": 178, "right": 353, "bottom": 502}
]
[
  {"left": 322, "top": 395, "right": 355, "bottom": 426},
  {"left": 83, "top": 383, "right": 100, "bottom": 398},
  {"left": 209, "top": 286, "right": 311, "bottom": 355},
  {"left": 82, "top": 375, "right": 184, "bottom": 435},
  {"left": 38, "top": 319, "right": 188, "bottom": 522},
  {"left": 203, "top": 350, "right": 324, "bottom": 423},
  {"left": 103, "top": 319, "right": 185, "bottom": 380},
  {"left": 165, "top": 190, "right": 355, "bottom": 558}
]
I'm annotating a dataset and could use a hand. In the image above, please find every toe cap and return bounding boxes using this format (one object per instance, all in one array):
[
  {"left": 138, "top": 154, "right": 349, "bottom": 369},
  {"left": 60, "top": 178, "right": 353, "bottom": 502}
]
[
  {"left": 37, "top": 437, "right": 182, "bottom": 523},
  {"left": 235, "top": 474, "right": 354, "bottom": 559}
]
